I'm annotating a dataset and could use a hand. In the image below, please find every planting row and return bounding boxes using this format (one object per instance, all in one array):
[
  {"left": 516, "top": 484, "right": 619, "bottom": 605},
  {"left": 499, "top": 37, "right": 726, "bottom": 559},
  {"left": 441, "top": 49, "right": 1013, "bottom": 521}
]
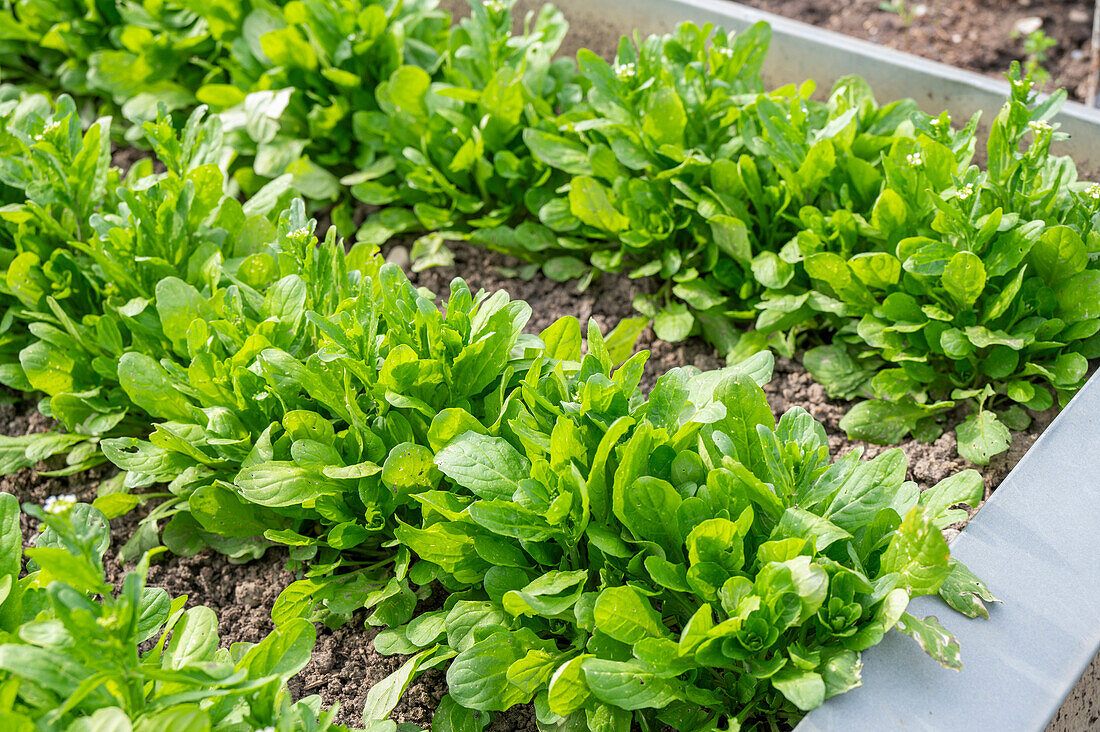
[
  {"left": 2, "top": 0, "right": 1098, "bottom": 461},
  {"left": 0, "top": 97, "right": 995, "bottom": 729}
]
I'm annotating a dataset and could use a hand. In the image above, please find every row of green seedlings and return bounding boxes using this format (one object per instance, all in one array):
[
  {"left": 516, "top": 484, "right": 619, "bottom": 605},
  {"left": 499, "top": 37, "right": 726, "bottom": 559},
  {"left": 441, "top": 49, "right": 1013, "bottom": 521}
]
[
  {"left": 0, "top": 97, "right": 996, "bottom": 730},
  {"left": 2, "top": 0, "right": 1099, "bottom": 464}
]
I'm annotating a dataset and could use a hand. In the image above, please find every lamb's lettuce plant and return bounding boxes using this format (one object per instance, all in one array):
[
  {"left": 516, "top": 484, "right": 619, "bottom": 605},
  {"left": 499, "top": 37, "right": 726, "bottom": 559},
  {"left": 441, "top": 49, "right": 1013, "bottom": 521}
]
[
  {"left": 0, "top": 0, "right": 451, "bottom": 205},
  {"left": 349, "top": 0, "right": 577, "bottom": 266},
  {"left": 0, "top": 95, "right": 293, "bottom": 478},
  {"left": 356, "top": 336, "right": 995, "bottom": 730},
  {"left": 3, "top": 3, "right": 1097, "bottom": 464},
  {"left": 801, "top": 70, "right": 1100, "bottom": 463},
  {"left": 0, "top": 494, "right": 347, "bottom": 729},
  {"left": 80, "top": 223, "right": 991, "bottom": 726}
]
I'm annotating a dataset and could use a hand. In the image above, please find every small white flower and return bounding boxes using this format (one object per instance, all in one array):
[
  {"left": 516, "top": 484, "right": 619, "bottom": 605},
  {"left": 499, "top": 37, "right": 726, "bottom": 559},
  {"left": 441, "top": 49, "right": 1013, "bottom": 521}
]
[
  {"left": 482, "top": 0, "right": 506, "bottom": 12},
  {"left": 257, "top": 727, "right": 275, "bottom": 732},
  {"left": 956, "top": 183, "right": 975, "bottom": 201},
  {"left": 717, "top": 47, "right": 734, "bottom": 58},
  {"left": 43, "top": 494, "right": 77, "bottom": 515},
  {"left": 346, "top": 34, "right": 355, "bottom": 42},
  {"left": 288, "top": 226, "right": 312, "bottom": 238},
  {"left": 933, "top": 114, "right": 951, "bottom": 128},
  {"left": 906, "top": 152, "right": 923, "bottom": 166},
  {"left": 1087, "top": 183, "right": 1100, "bottom": 201},
  {"left": 613, "top": 62, "right": 636, "bottom": 80},
  {"left": 32, "top": 121, "right": 59, "bottom": 142},
  {"left": 1028, "top": 120, "right": 1051, "bottom": 133}
]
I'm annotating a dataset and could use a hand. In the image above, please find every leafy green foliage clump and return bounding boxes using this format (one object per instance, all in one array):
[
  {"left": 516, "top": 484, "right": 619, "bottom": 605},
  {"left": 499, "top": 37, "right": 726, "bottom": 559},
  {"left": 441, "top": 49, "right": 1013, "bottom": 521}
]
[
  {"left": 362, "top": 343, "right": 995, "bottom": 730},
  {"left": 0, "top": 494, "right": 345, "bottom": 729},
  {"left": 369, "top": 14, "right": 1100, "bottom": 464},
  {"left": 803, "top": 72, "right": 1100, "bottom": 463},
  {"left": 95, "top": 231, "right": 994, "bottom": 727},
  {"left": 0, "top": 0, "right": 450, "bottom": 204},
  {"left": 0, "top": 94, "right": 295, "bottom": 479}
]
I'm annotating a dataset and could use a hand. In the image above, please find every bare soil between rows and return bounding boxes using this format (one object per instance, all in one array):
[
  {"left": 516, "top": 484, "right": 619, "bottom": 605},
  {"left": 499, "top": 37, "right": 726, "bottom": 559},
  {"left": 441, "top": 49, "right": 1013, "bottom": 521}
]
[{"left": 0, "top": 240, "right": 1061, "bottom": 729}]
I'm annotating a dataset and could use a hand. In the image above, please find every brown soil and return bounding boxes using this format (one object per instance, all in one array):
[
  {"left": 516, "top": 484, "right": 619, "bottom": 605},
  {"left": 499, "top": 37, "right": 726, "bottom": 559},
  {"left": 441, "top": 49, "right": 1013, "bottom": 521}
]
[
  {"left": 737, "top": 0, "right": 1096, "bottom": 103},
  {"left": 0, "top": 242, "right": 1061, "bottom": 729}
]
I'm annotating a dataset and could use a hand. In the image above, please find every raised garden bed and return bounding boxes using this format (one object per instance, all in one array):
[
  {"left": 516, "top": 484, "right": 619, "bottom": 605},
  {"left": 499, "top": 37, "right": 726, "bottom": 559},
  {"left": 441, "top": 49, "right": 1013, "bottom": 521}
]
[{"left": 1, "top": 0, "right": 1099, "bottom": 730}]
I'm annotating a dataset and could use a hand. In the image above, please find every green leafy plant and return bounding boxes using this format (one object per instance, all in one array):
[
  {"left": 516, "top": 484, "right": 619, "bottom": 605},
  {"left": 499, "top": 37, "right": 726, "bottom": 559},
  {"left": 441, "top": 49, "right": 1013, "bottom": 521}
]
[
  {"left": 0, "top": 0, "right": 451, "bottom": 207},
  {"left": 803, "top": 69, "right": 1100, "bottom": 463},
  {"left": 0, "top": 57, "right": 998, "bottom": 732},
  {"left": 352, "top": 0, "right": 578, "bottom": 268},
  {"left": 80, "top": 223, "right": 991, "bottom": 726},
  {"left": 1011, "top": 27, "right": 1057, "bottom": 86},
  {"left": 359, "top": 344, "right": 995, "bottom": 729},
  {"left": 0, "top": 94, "right": 293, "bottom": 478},
  {"left": 0, "top": 493, "right": 346, "bottom": 729}
]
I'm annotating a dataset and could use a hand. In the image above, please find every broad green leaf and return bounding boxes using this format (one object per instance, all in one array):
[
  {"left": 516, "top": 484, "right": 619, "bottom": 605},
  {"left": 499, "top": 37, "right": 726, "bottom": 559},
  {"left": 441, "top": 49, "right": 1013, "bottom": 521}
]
[
  {"left": 363, "top": 647, "right": 437, "bottom": 722},
  {"left": 642, "top": 87, "right": 687, "bottom": 146},
  {"left": 1056, "top": 270, "right": 1100, "bottom": 322},
  {"left": 382, "top": 443, "right": 440, "bottom": 496},
  {"left": 803, "top": 344, "right": 872, "bottom": 400},
  {"left": 431, "top": 694, "right": 488, "bottom": 732},
  {"left": 613, "top": 475, "right": 682, "bottom": 556},
  {"left": 446, "top": 632, "right": 530, "bottom": 711},
  {"left": 604, "top": 317, "right": 649, "bottom": 365},
  {"left": 881, "top": 506, "right": 950, "bottom": 594},
  {"left": 941, "top": 252, "right": 985, "bottom": 308},
  {"left": 895, "top": 613, "right": 962, "bottom": 670},
  {"left": 541, "top": 317, "right": 583, "bottom": 362},
  {"left": 435, "top": 433, "right": 530, "bottom": 500},
  {"left": 235, "top": 462, "right": 341, "bottom": 507},
  {"left": 163, "top": 606, "right": 219, "bottom": 669},
  {"left": 938, "top": 560, "right": 999, "bottom": 619},
  {"left": 821, "top": 649, "right": 863, "bottom": 699},
  {"left": 117, "top": 353, "right": 193, "bottom": 422},
  {"left": 919, "top": 470, "right": 983, "bottom": 528},
  {"left": 569, "top": 176, "right": 628, "bottom": 232},
  {"left": 653, "top": 303, "right": 693, "bottom": 342},
  {"left": 771, "top": 668, "right": 825, "bottom": 711},
  {"left": 593, "top": 586, "right": 667, "bottom": 644},
  {"left": 849, "top": 252, "right": 901, "bottom": 289},
  {"left": 1031, "top": 226, "right": 1086, "bottom": 286},
  {"left": 581, "top": 658, "right": 682, "bottom": 710},
  {"left": 955, "top": 411, "right": 1010, "bottom": 465},
  {"left": 524, "top": 129, "right": 593, "bottom": 175},
  {"left": 547, "top": 655, "right": 593, "bottom": 715},
  {"left": 840, "top": 399, "right": 950, "bottom": 444}
]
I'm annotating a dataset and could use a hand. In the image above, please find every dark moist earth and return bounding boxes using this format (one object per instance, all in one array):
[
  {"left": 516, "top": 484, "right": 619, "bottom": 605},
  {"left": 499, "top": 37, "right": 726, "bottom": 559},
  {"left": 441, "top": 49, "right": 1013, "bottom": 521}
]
[
  {"left": 0, "top": 243, "right": 1057, "bottom": 729},
  {"left": 736, "top": 0, "right": 1096, "bottom": 103}
]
